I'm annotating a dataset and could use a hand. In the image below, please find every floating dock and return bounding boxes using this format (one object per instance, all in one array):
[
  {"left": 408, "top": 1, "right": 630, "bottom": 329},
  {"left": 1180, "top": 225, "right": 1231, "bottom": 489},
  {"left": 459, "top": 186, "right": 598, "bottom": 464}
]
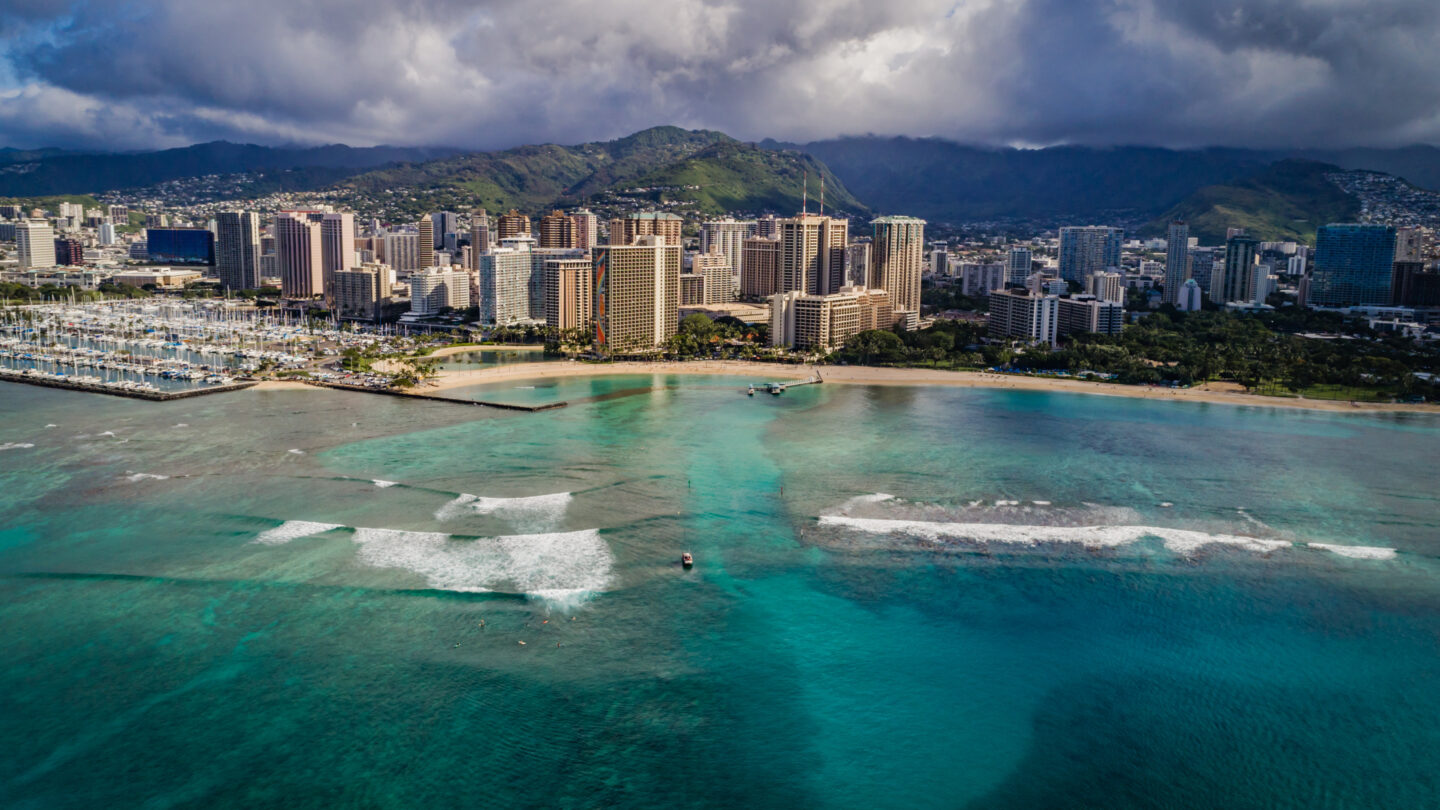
[{"left": 747, "top": 371, "right": 823, "bottom": 396}]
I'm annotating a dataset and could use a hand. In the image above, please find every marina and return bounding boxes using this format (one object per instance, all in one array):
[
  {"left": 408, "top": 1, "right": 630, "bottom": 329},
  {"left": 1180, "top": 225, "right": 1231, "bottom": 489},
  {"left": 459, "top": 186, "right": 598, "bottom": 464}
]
[{"left": 0, "top": 298, "right": 459, "bottom": 398}]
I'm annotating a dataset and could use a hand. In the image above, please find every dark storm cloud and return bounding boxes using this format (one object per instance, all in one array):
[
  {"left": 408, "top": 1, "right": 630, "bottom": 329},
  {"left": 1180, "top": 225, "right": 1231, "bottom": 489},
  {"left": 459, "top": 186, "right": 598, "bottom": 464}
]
[{"left": 1, "top": 0, "right": 1438, "bottom": 150}]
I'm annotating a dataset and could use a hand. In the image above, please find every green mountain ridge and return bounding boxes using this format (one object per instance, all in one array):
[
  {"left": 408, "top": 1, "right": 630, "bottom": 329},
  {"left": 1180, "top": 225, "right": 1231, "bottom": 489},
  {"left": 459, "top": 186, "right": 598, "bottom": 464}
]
[
  {"left": 339, "top": 126, "right": 866, "bottom": 217},
  {"left": 1138, "top": 160, "right": 1362, "bottom": 244},
  {"left": 0, "top": 142, "right": 458, "bottom": 198}
]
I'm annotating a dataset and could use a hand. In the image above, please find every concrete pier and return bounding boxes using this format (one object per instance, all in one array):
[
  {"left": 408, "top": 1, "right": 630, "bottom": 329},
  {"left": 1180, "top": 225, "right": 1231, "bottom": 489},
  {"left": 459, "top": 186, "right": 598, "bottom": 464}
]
[{"left": 301, "top": 380, "right": 567, "bottom": 412}]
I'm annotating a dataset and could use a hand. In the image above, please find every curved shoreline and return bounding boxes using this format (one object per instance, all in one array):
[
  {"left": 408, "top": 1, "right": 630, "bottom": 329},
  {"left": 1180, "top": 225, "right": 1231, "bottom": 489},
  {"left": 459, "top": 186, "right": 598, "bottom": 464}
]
[{"left": 381, "top": 360, "right": 1440, "bottom": 415}]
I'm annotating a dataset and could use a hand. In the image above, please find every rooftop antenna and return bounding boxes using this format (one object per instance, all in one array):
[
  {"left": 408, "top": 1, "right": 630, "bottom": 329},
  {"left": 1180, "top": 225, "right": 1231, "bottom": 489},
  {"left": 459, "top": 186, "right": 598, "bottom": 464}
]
[
  {"left": 820, "top": 174, "right": 825, "bottom": 216},
  {"left": 802, "top": 169, "right": 808, "bottom": 216}
]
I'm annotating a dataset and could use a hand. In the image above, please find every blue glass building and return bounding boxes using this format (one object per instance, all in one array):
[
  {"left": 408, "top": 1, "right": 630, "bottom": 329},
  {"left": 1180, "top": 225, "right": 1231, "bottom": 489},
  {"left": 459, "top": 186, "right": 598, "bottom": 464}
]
[
  {"left": 1058, "top": 226, "right": 1122, "bottom": 282},
  {"left": 145, "top": 228, "right": 215, "bottom": 265},
  {"left": 1310, "top": 223, "right": 1396, "bottom": 306}
]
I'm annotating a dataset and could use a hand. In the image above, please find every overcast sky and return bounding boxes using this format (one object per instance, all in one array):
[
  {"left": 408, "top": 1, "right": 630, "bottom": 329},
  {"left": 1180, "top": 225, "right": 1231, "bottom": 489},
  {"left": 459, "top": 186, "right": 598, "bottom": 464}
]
[{"left": 2, "top": 0, "right": 1438, "bottom": 152}]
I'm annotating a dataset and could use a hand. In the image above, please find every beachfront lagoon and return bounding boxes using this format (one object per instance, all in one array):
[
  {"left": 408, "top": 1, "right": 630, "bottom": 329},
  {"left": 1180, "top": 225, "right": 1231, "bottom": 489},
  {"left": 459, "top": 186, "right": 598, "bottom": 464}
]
[
  {"left": 1, "top": 376, "right": 1438, "bottom": 808},
  {"left": 437, "top": 346, "right": 560, "bottom": 371}
]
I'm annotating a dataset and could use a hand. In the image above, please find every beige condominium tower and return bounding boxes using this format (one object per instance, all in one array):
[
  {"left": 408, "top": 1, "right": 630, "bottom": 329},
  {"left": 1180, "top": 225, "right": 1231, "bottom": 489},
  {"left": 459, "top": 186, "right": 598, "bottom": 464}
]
[
  {"left": 870, "top": 215, "right": 926, "bottom": 317},
  {"left": 497, "top": 210, "right": 531, "bottom": 241},
  {"left": 417, "top": 217, "right": 434, "bottom": 269},
  {"left": 779, "top": 214, "right": 848, "bottom": 296},
  {"left": 741, "top": 236, "right": 781, "bottom": 298},
  {"left": 594, "top": 235, "right": 681, "bottom": 353},
  {"left": 609, "top": 212, "right": 683, "bottom": 247},
  {"left": 539, "top": 210, "right": 576, "bottom": 249},
  {"left": 545, "top": 257, "right": 594, "bottom": 331},
  {"left": 275, "top": 212, "right": 325, "bottom": 298}
]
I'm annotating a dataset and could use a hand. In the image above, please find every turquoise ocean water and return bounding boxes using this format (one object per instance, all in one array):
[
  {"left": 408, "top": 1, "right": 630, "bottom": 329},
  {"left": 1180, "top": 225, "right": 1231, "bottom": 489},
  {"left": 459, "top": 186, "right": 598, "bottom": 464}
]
[{"left": 1, "top": 375, "right": 1438, "bottom": 808}]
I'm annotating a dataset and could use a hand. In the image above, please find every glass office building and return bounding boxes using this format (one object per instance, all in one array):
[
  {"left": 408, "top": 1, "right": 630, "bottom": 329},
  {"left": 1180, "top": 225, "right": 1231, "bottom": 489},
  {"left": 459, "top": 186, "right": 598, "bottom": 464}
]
[
  {"left": 145, "top": 228, "right": 215, "bottom": 265},
  {"left": 1310, "top": 224, "right": 1396, "bottom": 307}
]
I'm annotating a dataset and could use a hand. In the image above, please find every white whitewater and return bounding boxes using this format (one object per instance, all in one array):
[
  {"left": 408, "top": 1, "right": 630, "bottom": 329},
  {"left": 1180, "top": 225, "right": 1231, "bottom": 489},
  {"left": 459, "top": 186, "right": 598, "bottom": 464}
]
[
  {"left": 820, "top": 515, "right": 1295, "bottom": 555},
  {"left": 349, "top": 527, "right": 612, "bottom": 600},
  {"left": 434, "top": 492, "right": 573, "bottom": 527},
  {"left": 1307, "top": 542, "right": 1398, "bottom": 560},
  {"left": 253, "top": 520, "right": 344, "bottom": 545},
  {"left": 822, "top": 496, "right": 1400, "bottom": 562},
  {"left": 836, "top": 493, "right": 896, "bottom": 513}
]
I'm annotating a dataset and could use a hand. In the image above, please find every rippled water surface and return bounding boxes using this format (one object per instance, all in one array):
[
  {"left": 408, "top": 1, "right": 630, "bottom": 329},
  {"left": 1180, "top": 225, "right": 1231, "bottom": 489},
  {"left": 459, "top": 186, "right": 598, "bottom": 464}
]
[{"left": 2, "top": 376, "right": 1438, "bottom": 808}]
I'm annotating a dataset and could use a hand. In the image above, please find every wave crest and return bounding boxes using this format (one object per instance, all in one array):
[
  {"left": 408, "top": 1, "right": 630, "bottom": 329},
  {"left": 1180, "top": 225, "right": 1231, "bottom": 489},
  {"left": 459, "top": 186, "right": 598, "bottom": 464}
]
[
  {"left": 822, "top": 515, "right": 1294, "bottom": 556},
  {"left": 435, "top": 492, "right": 573, "bottom": 527},
  {"left": 1307, "top": 542, "right": 1398, "bottom": 560},
  {"left": 254, "top": 520, "right": 344, "bottom": 545}
]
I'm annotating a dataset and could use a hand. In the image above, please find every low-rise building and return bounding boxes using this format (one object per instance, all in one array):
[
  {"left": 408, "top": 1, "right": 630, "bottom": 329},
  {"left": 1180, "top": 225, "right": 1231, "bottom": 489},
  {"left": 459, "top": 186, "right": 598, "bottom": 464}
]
[
  {"left": 1057, "top": 296, "right": 1124, "bottom": 337},
  {"left": 409, "top": 267, "right": 471, "bottom": 316},
  {"left": 770, "top": 286, "right": 893, "bottom": 351},
  {"left": 678, "top": 301, "right": 771, "bottom": 324},
  {"left": 988, "top": 289, "right": 1060, "bottom": 345},
  {"left": 680, "top": 273, "right": 707, "bottom": 306},
  {"left": 111, "top": 268, "right": 203, "bottom": 288}
]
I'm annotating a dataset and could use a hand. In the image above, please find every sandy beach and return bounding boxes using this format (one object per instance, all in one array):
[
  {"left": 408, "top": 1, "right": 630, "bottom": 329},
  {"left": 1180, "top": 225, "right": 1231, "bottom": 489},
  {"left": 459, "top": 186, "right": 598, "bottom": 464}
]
[
  {"left": 370, "top": 359, "right": 1440, "bottom": 414},
  {"left": 250, "top": 380, "right": 319, "bottom": 391}
]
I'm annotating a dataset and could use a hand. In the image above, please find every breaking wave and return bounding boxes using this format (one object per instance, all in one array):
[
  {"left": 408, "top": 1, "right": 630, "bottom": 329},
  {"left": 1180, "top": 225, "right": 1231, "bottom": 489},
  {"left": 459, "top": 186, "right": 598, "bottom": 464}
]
[
  {"left": 819, "top": 515, "right": 1293, "bottom": 555},
  {"left": 817, "top": 497, "right": 1399, "bottom": 561},
  {"left": 1307, "top": 542, "right": 1398, "bottom": 560},
  {"left": 372, "top": 480, "right": 399, "bottom": 488},
  {"left": 0, "top": 442, "right": 35, "bottom": 450},
  {"left": 287, "top": 448, "right": 305, "bottom": 455},
  {"left": 125, "top": 473, "right": 169, "bottom": 482},
  {"left": 434, "top": 492, "right": 573, "bottom": 528},
  {"left": 350, "top": 527, "right": 612, "bottom": 601},
  {"left": 836, "top": 493, "right": 896, "bottom": 513},
  {"left": 253, "top": 520, "right": 344, "bottom": 545}
]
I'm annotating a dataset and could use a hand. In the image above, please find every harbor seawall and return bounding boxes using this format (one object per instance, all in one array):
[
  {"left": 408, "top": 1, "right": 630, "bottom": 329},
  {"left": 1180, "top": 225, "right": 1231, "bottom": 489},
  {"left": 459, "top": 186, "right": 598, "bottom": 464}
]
[{"left": 0, "top": 370, "right": 258, "bottom": 401}]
